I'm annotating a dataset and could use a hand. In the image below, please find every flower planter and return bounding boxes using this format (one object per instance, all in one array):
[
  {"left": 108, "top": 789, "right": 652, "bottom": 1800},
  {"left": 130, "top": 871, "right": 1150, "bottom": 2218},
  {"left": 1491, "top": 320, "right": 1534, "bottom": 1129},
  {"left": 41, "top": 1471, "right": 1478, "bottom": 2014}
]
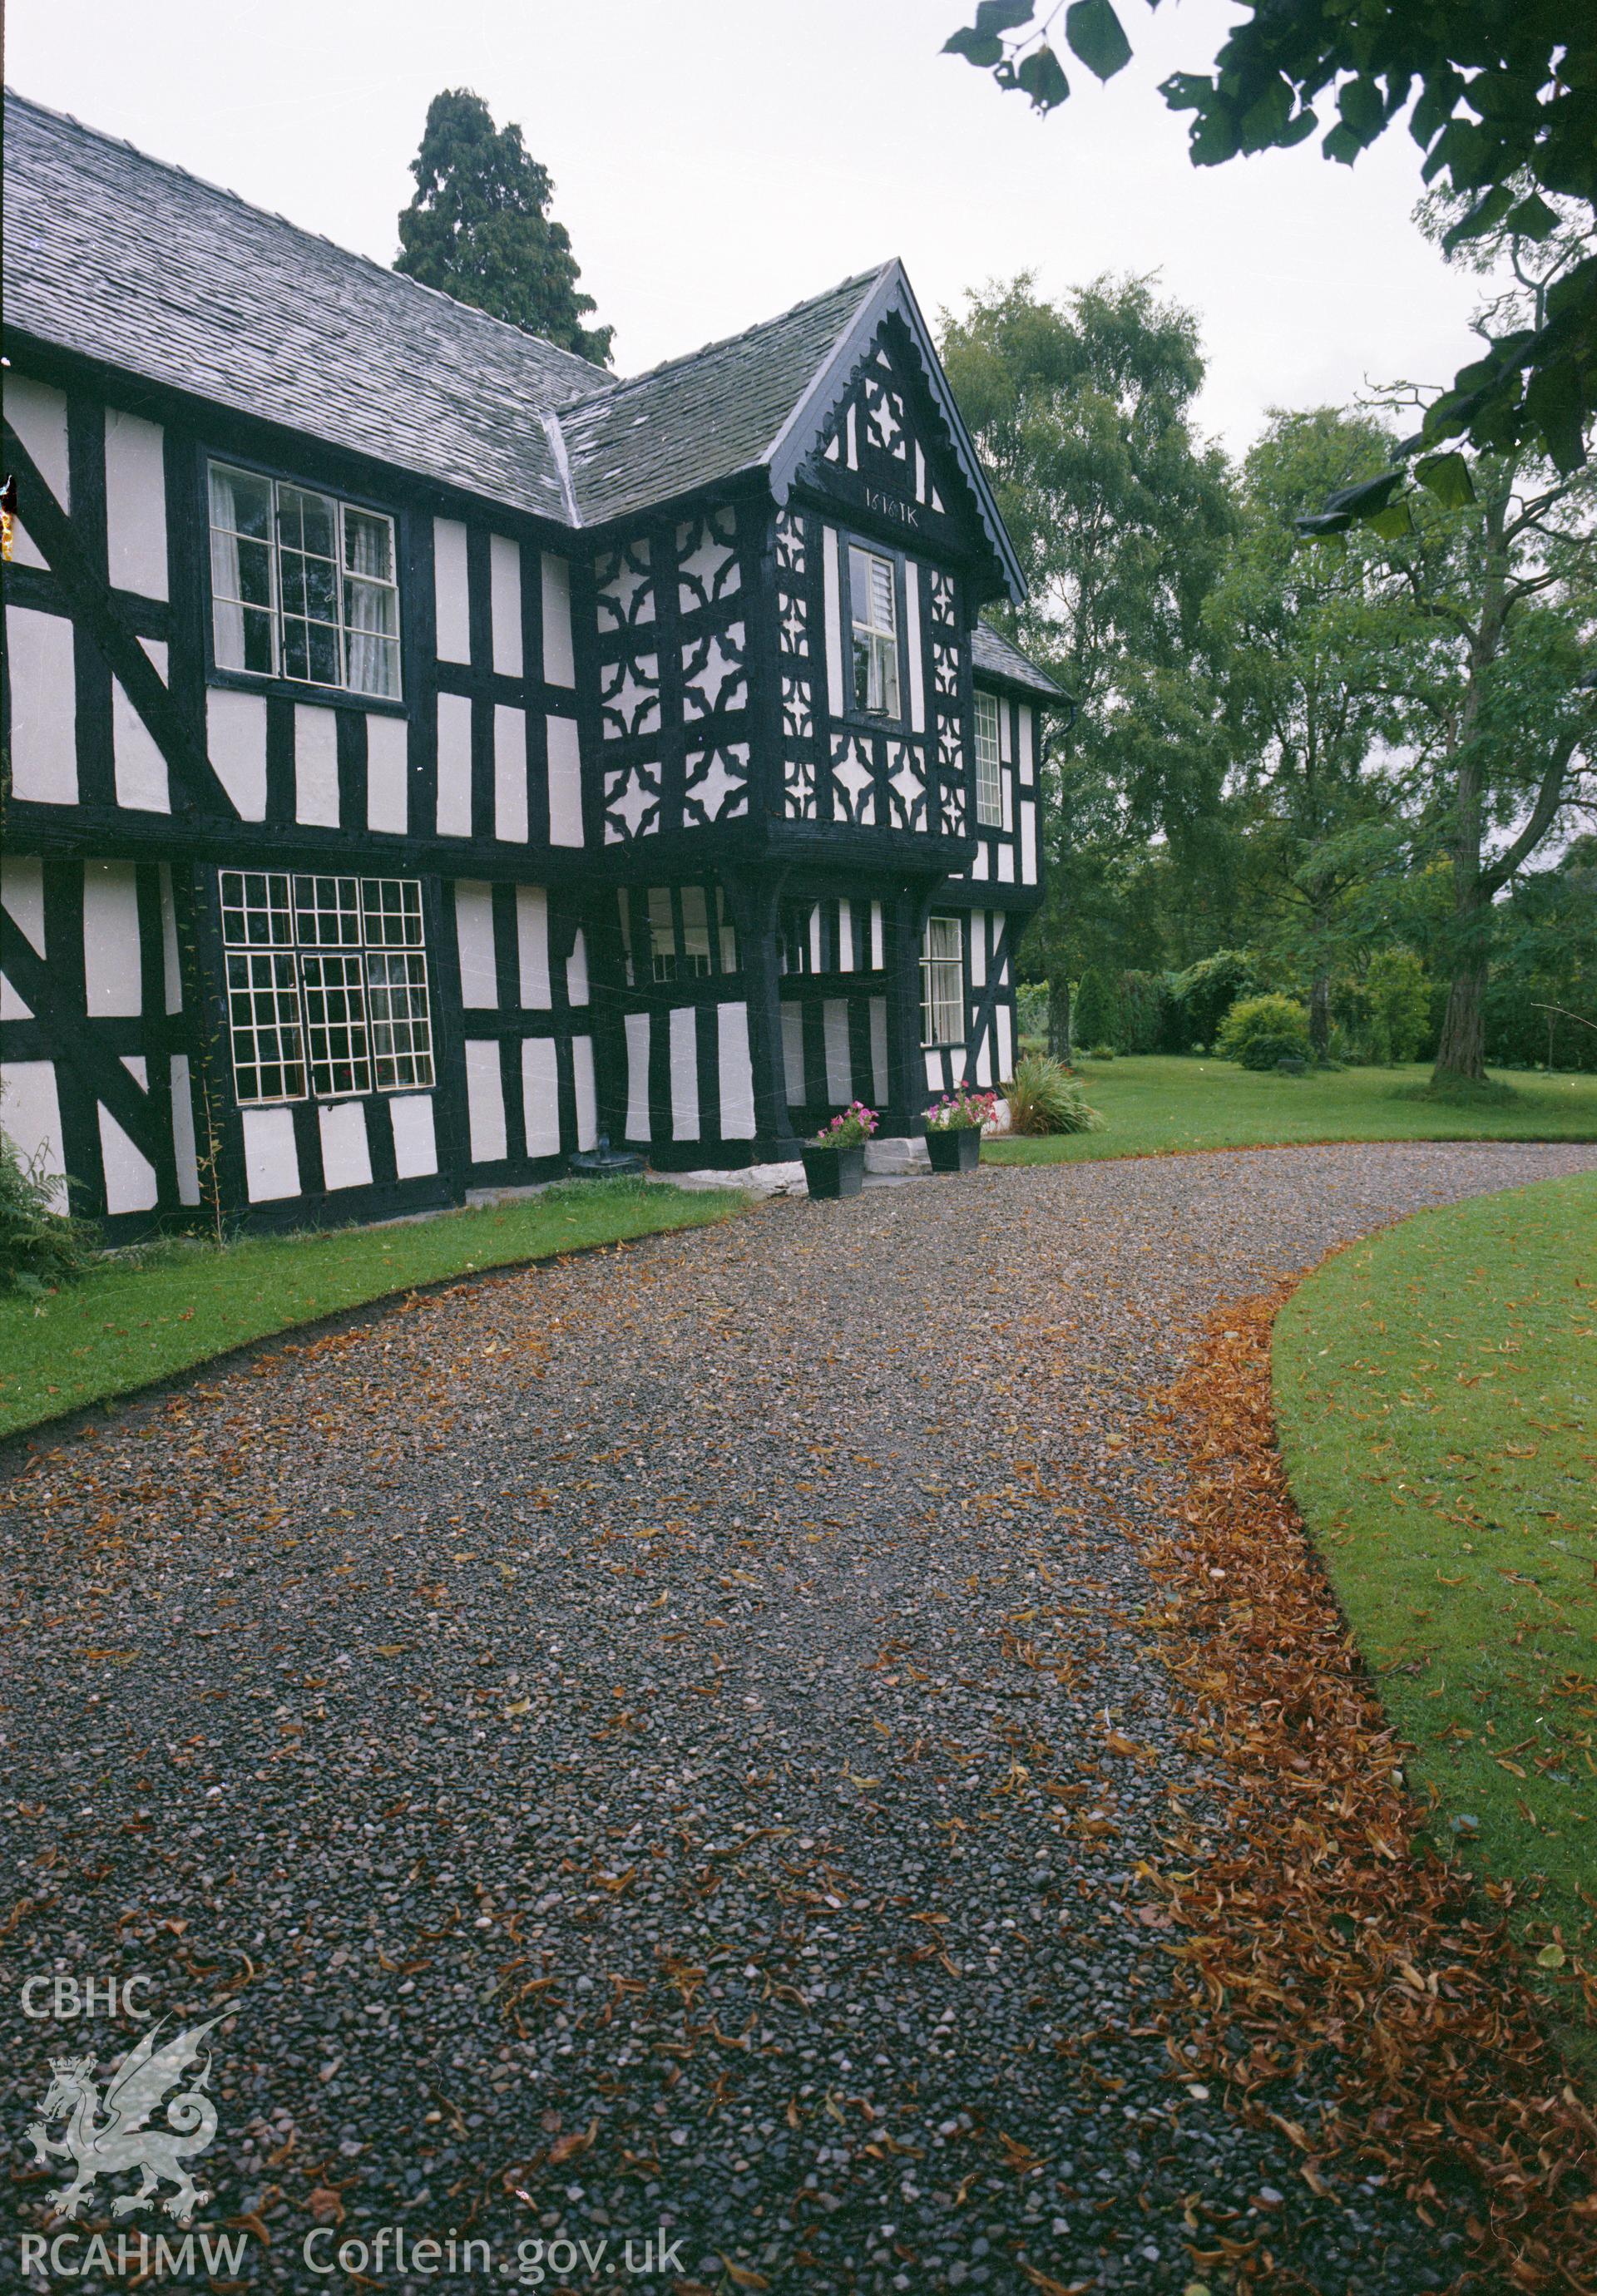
[
  {"left": 802, "top": 1143, "right": 866, "bottom": 1199},
  {"left": 925, "top": 1126, "right": 981, "bottom": 1173}
]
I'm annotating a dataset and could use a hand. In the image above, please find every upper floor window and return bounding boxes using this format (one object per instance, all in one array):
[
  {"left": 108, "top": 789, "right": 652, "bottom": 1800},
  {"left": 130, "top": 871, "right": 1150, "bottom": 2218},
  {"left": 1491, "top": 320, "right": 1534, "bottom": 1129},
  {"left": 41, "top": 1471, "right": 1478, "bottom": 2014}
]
[
  {"left": 209, "top": 464, "right": 402, "bottom": 700},
  {"left": 921, "top": 914, "right": 965, "bottom": 1048},
  {"left": 849, "top": 545, "right": 900, "bottom": 718},
  {"left": 220, "top": 869, "right": 433, "bottom": 1105},
  {"left": 974, "top": 689, "right": 1003, "bottom": 828}
]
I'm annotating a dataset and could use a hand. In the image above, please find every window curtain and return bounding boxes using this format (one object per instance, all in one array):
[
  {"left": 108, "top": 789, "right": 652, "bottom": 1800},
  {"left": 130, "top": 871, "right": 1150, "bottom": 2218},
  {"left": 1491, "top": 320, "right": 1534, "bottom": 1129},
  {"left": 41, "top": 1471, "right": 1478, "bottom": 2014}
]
[
  {"left": 344, "top": 514, "right": 396, "bottom": 698},
  {"left": 208, "top": 469, "right": 246, "bottom": 669}
]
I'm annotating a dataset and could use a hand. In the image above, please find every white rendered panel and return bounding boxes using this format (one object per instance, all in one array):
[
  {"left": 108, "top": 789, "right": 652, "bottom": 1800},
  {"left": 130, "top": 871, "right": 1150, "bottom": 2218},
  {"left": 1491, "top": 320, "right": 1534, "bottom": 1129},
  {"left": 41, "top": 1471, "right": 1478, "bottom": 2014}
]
[
  {"left": 808, "top": 906, "right": 823, "bottom": 974},
  {"left": 670, "top": 1006, "right": 700, "bottom": 1141},
  {"left": 0, "top": 1060, "right": 67, "bottom": 1209},
  {"left": 1021, "top": 798, "right": 1038, "bottom": 884},
  {"left": 490, "top": 535, "right": 524, "bottom": 676},
  {"left": 546, "top": 714, "right": 583, "bottom": 846},
  {"left": 522, "top": 1036, "right": 561, "bottom": 1156},
  {"left": 976, "top": 1030, "right": 993, "bottom": 1088},
  {"left": 1, "top": 858, "right": 45, "bottom": 1020},
  {"left": 845, "top": 402, "right": 858, "bottom": 469},
  {"left": 837, "top": 897, "right": 853, "bottom": 972},
  {"left": 925, "top": 1049, "right": 942, "bottom": 1092},
  {"left": 822, "top": 526, "right": 844, "bottom": 716},
  {"left": 433, "top": 517, "right": 472, "bottom": 663},
  {"left": 1017, "top": 704, "right": 1035, "bottom": 786},
  {"left": 454, "top": 882, "right": 497, "bottom": 1008},
  {"left": 517, "top": 885, "right": 551, "bottom": 1007},
  {"left": 870, "top": 901, "right": 884, "bottom": 971},
  {"left": 999, "top": 702, "right": 1013, "bottom": 763},
  {"left": 159, "top": 866, "right": 182, "bottom": 1015},
  {"left": 7, "top": 607, "right": 77, "bottom": 802},
  {"left": 465, "top": 1039, "right": 507, "bottom": 1163},
  {"left": 1001, "top": 764, "right": 1014, "bottom": 833},
  {"left": 972, "top": 842, "right": 991, "bottom": 881},
  {"left": 436, "top": 692, "right": 473, "bottom": 839},
  {"left": 823, "top": 1000, "right": 851, "bottom": 1104},
  {"left": 782, "top": 1006, "right": 805, "bottom": 1106},
  {"left": 566, "top": 928, "right": 590, "bottom": 1008},
  {"left": 294, "top": 704, "right": 340, "bottom": 827},
  {"left": 366, "top": 713, "right": 408, "bottom": 836},
  {"left": 870, "top": 999, "right": 888, "bottom": 1107},
  {"left": 572, "top": 1036, "right": 598, "bottom": 1150},
  {"left": 624, "top": 1011, "right": 651, "bottom": 1141},
  {"left": 104, "top": 409, "right": 169, "bottom": 599},
  {"left": 905, "top": 564, "right": 926, "bottom": 733},
  {"left": 717, "top": 1003, "right": 755, "bottom": 1139},
  {"left": 996, "top": 1001, "right": 1014, "bottom": 1081},
  {"left": 5, "top": 378, "right": 68, "bottom": 568},
  {"left": 242, "top": 1105, "right": 299, "bottom": 1202},
  {"left": 83, "top": 863, "right": 142, "bottom": 1018},
  {"left": 998, "top": 844, "right": 1016, "bottom": 885},
  {"left": 206, "top": 686, "right": 267, "bottom": 821},
  {"left": 319, "top": 1099, "right": 373, "bottom": 1191},
  {"left": 390, "top": 1093, "right": 438, "bottom": 1179},
  {"left": 494, "top": 704, "right": 528, "bottom": 843},
  {"left": 101, "top": 1075, "right": 159, "bottom": 1216},
  {"left": 170, "top": 1053, "right": 200, "bottom": 1206},
  {"left": 541, "top": 552, "right": 576, "bottom": 686},
  {"left": 112, "top": 638, "right": 170, "bottom": 812},
  {"left": 970, "top": 911, "right": 987, "bottom": 990}
]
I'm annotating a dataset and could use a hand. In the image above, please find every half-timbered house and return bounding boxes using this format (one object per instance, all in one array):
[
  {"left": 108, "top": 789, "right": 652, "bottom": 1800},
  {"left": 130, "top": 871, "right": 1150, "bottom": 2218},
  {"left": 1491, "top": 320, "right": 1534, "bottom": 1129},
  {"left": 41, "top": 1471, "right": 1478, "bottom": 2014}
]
[{"left": 1, "top": 91, "right": 1063, "bottom": 1236}]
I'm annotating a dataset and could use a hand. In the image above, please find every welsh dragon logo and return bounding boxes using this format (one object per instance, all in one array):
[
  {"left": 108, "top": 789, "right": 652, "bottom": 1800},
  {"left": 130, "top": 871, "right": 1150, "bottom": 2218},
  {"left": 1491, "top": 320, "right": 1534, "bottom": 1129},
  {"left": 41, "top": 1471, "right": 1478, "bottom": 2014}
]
[{"left": 27, "top": 2016, "right": 220, "bottom": 2225}]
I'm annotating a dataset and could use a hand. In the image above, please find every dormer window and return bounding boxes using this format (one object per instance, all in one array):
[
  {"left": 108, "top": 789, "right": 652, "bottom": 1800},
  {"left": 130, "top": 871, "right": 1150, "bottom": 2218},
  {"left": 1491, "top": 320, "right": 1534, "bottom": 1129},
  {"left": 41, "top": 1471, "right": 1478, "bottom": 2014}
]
[
  {"left": 208, "top": 462, "right": 402, "bottom": 699},
  {"left": 849, "top": 546, "right": 900, "bottom": 718}
]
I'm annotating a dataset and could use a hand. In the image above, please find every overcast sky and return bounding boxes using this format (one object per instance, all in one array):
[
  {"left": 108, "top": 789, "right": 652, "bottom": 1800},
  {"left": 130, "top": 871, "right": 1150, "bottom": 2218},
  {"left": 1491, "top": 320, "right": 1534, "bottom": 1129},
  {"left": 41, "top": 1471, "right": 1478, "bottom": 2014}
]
[{"left": 7, "top": 0, "right": 1486, "bottom": 460}]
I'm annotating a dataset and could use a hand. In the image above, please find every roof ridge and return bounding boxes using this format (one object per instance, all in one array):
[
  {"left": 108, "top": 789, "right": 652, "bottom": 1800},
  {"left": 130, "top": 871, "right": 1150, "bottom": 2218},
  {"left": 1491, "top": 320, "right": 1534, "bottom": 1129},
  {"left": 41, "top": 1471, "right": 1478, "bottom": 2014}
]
[
  {"left": 559, "top": 260, "right": 892, "bottom": 414},
  {"left": 2, "top": 83, "right": 616, "bottom": 394}
]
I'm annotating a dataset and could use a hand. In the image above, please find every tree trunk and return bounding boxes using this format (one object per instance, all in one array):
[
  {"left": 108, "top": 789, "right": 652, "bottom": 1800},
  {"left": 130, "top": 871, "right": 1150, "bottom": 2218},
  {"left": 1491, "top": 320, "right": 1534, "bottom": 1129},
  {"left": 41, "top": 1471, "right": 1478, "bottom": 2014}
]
[
  {"left": 1047, "top": 976, "right": 1072, "bottom": 1064},
  {"left": 1433, "top": 960, "right": 1488, "bottom": 1082},
  {"left": 1308, "top": 968, "right": 1331, "bottom": 1061}
]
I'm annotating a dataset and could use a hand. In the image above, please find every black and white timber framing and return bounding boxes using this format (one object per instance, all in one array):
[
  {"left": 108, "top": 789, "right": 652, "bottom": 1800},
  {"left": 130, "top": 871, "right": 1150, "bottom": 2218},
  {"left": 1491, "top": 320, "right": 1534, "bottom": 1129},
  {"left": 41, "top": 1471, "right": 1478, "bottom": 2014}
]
[{"left": 1, "top": 91, "right": 1065, "bottom": 1236}]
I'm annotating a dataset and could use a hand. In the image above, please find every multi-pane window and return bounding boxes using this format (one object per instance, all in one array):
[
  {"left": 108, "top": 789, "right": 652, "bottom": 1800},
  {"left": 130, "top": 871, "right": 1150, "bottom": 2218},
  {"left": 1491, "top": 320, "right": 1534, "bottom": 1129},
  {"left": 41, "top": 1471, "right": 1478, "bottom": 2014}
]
[
  {"left": 634, "top": 886, "right": 737, "bottom": 984},
  {"left": 974, "top": 689, "right": 1003, "bottom": 827},
  {"left": 208, "top": 463, "right": 402, "bottom": 699},
  {"left": 920, "top": 914, "right": 965, "bottom": 1048},
  {"left": 850, "top": 545, "right": 900, "bottom": 717},
  {"left": 220, "top": 871, "right": 432, "bottom": 1106}
]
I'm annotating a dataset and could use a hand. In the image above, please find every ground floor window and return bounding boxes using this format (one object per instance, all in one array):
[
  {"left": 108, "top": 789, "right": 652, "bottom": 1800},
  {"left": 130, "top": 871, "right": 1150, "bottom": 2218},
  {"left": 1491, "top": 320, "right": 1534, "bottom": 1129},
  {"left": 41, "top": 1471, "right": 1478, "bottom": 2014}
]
[
  {"left": 220, "top": 869, "right": 433, "bottom": 1105},
  {"left": 921, "top": 914, "right": 965, "bottom": 1047}
]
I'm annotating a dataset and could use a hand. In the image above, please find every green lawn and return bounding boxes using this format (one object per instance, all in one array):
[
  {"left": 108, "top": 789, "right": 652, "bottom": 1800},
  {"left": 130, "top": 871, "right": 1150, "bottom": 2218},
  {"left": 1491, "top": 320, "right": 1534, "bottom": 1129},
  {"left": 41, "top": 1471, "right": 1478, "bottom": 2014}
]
[
  {"left": 984, "top": 1054, "right": 1597, "bottom": 1163},
  {"left": 1273, "top": 1173, "right": 1597, "bottom": 2054},
  {"left": 0, "top": 1177, "right": 745, "bottom": 1441}
]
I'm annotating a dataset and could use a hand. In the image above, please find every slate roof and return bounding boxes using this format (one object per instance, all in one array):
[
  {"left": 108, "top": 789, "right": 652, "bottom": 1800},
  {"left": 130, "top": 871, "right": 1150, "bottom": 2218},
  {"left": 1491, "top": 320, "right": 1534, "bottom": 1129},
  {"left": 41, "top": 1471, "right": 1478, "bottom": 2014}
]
[
  {"left": 2, "top": 90, "right": 611, "bottom": 524},
  {"left": 1, "top": 86, "right": 1046, "bottom": 656},
  {"left": 558, "top": 269, "right": 883, "bottom": 527},
  {"left": 973, "top": 620, "right": 1065, "bottom": 699}
]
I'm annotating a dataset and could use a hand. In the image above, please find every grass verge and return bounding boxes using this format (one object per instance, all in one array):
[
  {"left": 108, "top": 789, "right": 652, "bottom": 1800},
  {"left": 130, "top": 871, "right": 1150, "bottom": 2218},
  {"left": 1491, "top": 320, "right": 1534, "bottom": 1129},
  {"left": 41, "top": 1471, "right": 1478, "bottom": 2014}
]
[
  {"left": 983, "top": 1054, "right": 1597, "bottom": 1163},
  {"left": 0, "top": 1177, "right": 746, "bottom": 1441},
  {"left": 1273, "top": 1173, "right": 1597, "bottom": 2064},
  {"left": 1141, "top": 1291, "right": 1596, "bottom": 2283}
]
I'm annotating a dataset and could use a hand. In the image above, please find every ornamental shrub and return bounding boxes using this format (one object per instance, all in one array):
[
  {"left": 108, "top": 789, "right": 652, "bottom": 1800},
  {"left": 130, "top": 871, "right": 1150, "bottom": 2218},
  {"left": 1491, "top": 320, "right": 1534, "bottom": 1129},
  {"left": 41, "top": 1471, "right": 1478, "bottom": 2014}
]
[
  {"left": 1116, "top": 970, "right": 1167, "bottom": 1055},
  {"left": 0, "top": 1134, "right": 96, "bottom": 1291},
  {"left": 1071, "top": 967, "right": 1119, "bottom": 1054},
  {"left": 1004, "top": 1055, "right": 1104, "bottom": 1136},
  {"left": 1172, "top": 949, "right": 1255, "bottom": 1049},
  {"left": 1364, "top": 947, "right": 1432, "bottom": 1065},
  {"left": 1215, "top": 993, "right": 1312, "bottom": 1071}
]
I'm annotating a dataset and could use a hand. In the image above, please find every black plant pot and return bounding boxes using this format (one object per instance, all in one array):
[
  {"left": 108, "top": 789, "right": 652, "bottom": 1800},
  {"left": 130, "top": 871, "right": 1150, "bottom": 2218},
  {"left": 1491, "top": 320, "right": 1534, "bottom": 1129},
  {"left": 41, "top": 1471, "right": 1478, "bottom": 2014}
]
[
  {"left": 802, "top": 1143, "right": 866, "bottom": 1199},
  {"left": 926, "top": 1126, "right": 981, "bottom": 1173}
]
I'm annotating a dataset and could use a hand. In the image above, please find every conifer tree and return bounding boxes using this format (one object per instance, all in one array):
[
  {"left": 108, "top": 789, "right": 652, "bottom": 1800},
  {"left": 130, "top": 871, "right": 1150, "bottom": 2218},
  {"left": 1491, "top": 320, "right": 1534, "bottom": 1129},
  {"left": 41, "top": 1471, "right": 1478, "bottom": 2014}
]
[{"left": 396, "top": 90, "right": 612, "bottom": 365}]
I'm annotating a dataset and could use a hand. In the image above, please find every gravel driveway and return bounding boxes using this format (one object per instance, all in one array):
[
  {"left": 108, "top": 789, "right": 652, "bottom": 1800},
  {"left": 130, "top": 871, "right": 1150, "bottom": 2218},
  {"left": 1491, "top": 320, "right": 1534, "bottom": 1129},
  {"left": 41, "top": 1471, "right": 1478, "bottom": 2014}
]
[{"left": 6, "top": 1141, "right": 1593, "bottom": 2295}]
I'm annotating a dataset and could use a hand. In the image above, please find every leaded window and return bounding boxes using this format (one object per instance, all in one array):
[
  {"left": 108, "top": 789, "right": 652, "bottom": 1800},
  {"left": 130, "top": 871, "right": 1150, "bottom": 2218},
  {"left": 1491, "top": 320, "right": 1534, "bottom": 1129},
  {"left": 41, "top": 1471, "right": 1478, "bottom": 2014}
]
[
  {"left": 920, "top": 914, "right": 965, "bottom": 1048},
  {"left": 219, "top": 870, "right": 432, "bottom": 1105},
  {"left": 850, "top": 546, "right": 900, "bottom": 718},
  {"left": 974, "top": 689, "right": 1003, "bottom": 827},
  {"left": 208, "top": 464, "right": 402, "bottom": 699}
]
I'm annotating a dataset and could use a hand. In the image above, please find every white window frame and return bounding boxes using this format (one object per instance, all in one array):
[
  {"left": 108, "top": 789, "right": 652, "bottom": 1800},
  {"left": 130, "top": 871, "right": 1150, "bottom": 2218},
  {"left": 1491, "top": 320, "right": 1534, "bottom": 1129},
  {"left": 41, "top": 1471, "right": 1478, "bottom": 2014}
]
[
  {"left": 974, "top": 689, "right": 1003, "bottom": 828},
  {"left": 219, "top": 869, "right": 433, "bottom": 1106},
  {"left": 207, "top": 462, "right": 403, "bottom": 700},
  {"left": 849, "top": 544, "right": 901, "bottom": 718},
  {"left": 920, "top": 913, "right": 965, "bottom": 1049}
]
